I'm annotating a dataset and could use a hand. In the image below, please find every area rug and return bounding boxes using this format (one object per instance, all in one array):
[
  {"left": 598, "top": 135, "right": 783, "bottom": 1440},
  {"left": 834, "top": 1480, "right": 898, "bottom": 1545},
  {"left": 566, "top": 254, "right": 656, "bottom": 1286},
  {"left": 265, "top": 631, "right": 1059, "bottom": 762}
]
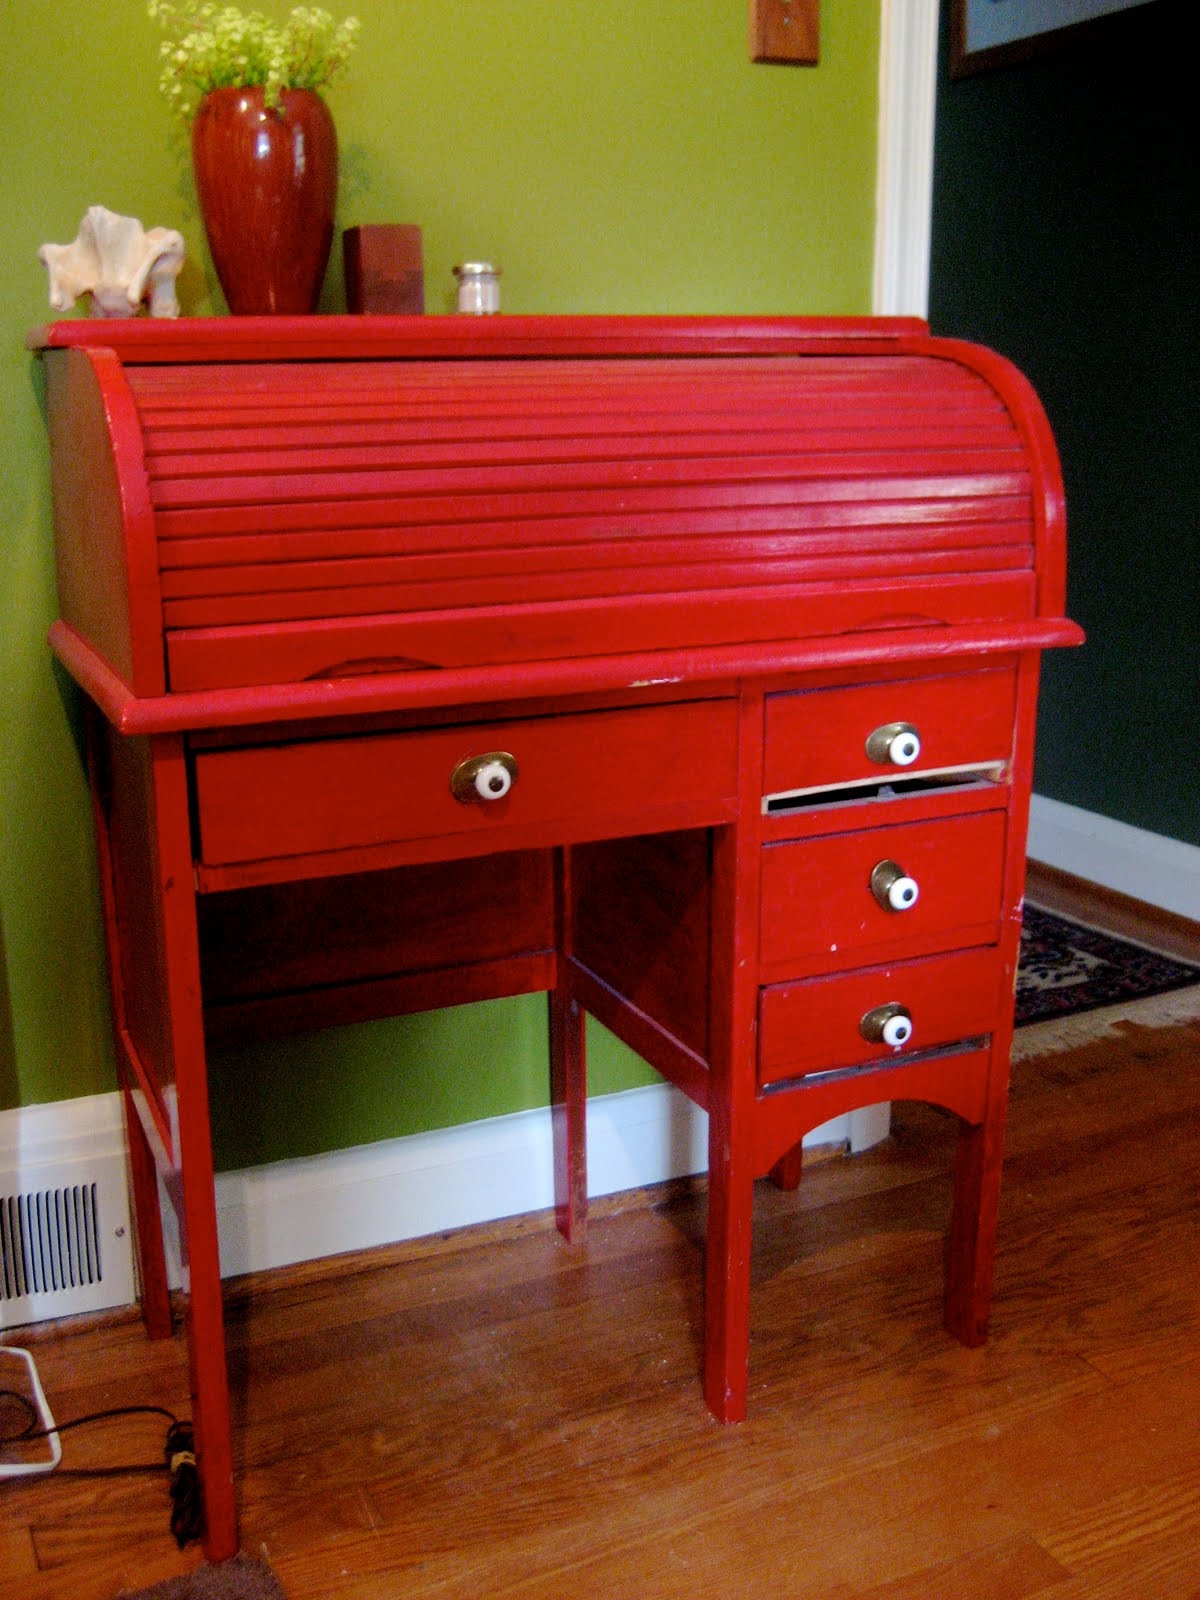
[
  {"left": 117, "top": 1554, "right": 287, "bottom": 1600},
  {"left": 1013, "top": 902, "right": 1200, "bottom": 1058}
]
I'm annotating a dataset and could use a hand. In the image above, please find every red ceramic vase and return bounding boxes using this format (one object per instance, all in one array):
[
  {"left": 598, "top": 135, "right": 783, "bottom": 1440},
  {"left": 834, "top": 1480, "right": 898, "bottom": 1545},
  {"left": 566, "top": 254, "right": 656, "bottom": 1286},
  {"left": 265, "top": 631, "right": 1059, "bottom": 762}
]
[{"left": 191, "top": 86, "right": 338, "bottom": 315}]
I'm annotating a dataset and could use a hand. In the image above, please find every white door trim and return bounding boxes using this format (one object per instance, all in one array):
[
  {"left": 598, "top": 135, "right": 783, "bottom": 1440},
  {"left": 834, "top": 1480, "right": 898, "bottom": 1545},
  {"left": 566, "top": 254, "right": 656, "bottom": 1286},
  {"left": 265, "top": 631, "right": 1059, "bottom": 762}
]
[{"left": 873, "top": 0, "right": 940, "bottom": 317}]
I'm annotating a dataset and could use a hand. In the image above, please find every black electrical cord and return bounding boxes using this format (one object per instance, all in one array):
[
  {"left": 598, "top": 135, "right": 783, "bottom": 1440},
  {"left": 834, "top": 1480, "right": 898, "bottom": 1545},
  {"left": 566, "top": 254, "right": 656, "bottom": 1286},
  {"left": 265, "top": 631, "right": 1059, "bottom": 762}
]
[{"left": 0, "top": 1390, "right": 204, "bottom": 1547}]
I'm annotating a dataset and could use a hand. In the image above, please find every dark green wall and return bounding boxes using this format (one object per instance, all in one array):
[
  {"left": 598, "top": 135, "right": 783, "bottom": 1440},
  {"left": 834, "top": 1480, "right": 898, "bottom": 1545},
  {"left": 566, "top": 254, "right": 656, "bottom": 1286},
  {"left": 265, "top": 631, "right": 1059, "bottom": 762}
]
[{"left": 929, "top": 0, "right": 1198, "bottom": 846}]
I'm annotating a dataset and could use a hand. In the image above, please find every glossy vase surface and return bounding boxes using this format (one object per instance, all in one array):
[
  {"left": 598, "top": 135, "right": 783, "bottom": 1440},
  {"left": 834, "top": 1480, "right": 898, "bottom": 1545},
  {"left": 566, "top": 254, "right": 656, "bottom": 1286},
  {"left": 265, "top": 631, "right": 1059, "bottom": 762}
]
[{"left": 191, "top": 86, "right": 338, "bottom": 315}]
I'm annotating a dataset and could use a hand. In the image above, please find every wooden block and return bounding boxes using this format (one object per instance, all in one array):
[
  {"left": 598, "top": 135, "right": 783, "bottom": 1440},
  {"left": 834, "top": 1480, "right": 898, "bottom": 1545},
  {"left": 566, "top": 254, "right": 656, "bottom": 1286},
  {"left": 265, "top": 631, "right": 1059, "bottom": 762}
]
[{"left": 343, "top": 225, "right": 424, "bottom": 314}]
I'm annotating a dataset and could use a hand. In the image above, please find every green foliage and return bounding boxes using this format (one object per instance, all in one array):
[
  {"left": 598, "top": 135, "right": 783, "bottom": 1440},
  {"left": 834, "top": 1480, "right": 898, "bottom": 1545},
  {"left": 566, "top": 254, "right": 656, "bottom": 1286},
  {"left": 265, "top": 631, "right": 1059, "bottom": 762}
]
[{"left": 146, "top": 3, "right": 360, "bottom": 118}]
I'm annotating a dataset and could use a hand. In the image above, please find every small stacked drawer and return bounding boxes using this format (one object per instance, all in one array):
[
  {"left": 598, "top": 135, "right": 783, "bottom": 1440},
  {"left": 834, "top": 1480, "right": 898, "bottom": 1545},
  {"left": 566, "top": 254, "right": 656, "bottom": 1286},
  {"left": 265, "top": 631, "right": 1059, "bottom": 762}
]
[{"left": 757, "top": 667, "right": 1018, "bottom": 1087}]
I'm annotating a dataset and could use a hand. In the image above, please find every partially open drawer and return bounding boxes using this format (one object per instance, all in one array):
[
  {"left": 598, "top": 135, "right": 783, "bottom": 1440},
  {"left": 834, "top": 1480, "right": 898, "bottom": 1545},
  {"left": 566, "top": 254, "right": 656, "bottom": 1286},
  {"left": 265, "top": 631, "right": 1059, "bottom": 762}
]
[
  {"left": 763, "top": 666, "right": 1017, "bottom": 805},
  {"left": 193, "top": 696, "right": 739, "bottom": 873},
  {"left": 759, "top": 946, "right": 1003, "bottom": 1087}
]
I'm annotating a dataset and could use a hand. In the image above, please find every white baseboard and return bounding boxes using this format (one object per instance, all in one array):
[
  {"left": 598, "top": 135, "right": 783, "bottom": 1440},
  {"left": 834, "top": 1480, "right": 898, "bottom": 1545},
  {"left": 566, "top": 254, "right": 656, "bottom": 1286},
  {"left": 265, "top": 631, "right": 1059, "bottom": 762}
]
[
  {"left": 0, "top": 1091, "right": 126, "bottom": 1170},
  {"left": 1028, "top": 795, "right": 1200, "bottom": 921},
  {"left": 1, "top": 1087, "right": 882, "bottom": 1306},
  {"left": 205, "top": 1088, "right": 882, "bottom": 1281}
]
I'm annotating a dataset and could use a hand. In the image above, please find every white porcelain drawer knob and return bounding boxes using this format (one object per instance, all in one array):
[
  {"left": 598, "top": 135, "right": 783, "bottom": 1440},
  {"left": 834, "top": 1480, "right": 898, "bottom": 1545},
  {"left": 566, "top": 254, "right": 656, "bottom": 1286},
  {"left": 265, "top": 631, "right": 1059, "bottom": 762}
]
[
  {"left": 450, "top": 751, "right": 519, "bottom": 804},
  {"left": 870, "top": 859, "right": 920, "bottom": 912},
  {"left": 865, "top": 721, "right": 921, "bottom": 767},
  {"left": 860, "top": 1002, "right": 914, "bottom": 1049}
]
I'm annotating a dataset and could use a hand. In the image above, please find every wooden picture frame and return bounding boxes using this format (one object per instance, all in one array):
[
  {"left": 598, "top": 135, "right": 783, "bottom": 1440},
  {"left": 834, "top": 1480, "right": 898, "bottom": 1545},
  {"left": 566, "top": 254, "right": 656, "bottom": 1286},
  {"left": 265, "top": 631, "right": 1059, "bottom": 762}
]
[
  {"left": 950, "top": 0, "right": 1159, "bottom": 78},
  {"left": 749, "top": 0, "right": 819, "bottom": 66}
]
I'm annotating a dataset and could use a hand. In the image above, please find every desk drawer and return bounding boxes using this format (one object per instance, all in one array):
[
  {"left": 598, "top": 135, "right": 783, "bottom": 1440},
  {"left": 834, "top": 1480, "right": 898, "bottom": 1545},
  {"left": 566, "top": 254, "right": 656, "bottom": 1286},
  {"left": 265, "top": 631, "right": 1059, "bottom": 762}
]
[
  {"left": 759, "top": 809, "right": 1007, "bottom": 980},
  {"left": 759, "top": 946, "right": 1003, "bottom": 1086},
  {"left": 763, "top": 668, "right": 1016, "bottom": 802},
  {"left": 194, "top": 698, "right": 738, "bottom": 867}
]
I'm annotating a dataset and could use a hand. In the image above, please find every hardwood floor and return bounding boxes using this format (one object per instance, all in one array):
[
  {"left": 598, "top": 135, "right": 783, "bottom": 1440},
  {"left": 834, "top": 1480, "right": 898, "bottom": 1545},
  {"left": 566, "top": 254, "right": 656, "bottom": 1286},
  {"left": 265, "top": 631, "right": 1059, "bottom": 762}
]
[
  {"left": 1025, "top": 860, "right": 1200, "bottom": 965},
  {"left": 3, "top": 881, "right": 1198, "bottom": 1598}
]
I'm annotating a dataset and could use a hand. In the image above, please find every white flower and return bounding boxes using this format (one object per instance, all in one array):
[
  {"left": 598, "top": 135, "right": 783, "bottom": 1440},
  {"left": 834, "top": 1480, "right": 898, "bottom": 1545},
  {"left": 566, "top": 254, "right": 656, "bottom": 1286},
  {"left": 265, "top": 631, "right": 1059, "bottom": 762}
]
[{"left": 147, "top": 2, "right": 359, "bottom": 118}]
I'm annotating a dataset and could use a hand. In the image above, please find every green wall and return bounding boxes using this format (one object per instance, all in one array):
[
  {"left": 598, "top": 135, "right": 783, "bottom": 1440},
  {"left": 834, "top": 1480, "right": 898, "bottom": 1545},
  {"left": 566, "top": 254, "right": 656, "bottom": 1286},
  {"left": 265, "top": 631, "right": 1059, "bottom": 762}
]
[
  {"left": 929, "top": 0, "right": 1199, "bottom": 848},
  {"left": 0, "top": 1, "right": 881, "bottom": 1166}
]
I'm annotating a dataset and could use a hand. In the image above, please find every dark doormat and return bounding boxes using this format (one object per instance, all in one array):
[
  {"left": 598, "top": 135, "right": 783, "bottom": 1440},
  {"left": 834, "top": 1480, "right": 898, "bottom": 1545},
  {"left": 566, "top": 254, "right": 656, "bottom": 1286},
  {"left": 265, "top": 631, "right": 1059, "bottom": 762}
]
[
  {"left": 117, "top": 1554, "right": 287, "bottom": 1600},
  {"left": 1013, "top": 903, "right": 1200, "bottom": 1056}
]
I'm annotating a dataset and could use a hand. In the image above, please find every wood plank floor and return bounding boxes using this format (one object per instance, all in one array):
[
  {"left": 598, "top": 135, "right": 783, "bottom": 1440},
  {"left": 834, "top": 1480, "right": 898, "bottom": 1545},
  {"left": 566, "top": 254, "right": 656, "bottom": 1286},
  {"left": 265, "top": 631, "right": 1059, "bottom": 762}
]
[
  {"left": 3, "top": 878, "right": 1198, "bottom": 1599},
  {"left": 1025, "top": 861, "right": 1200, "bottom": 966}
]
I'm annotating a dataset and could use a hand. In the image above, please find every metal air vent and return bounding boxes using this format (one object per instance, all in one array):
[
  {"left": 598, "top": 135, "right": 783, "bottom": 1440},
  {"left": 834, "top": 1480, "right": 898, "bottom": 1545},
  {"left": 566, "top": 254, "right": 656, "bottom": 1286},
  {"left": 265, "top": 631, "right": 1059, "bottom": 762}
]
[{"left": 0, "top": 1155, "right": 134, "bottom": 1328}]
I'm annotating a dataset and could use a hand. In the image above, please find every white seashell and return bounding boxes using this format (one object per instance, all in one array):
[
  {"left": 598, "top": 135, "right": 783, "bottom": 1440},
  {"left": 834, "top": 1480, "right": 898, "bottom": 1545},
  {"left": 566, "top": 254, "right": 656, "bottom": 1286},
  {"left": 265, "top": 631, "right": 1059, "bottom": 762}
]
[{"left": 38, "top": 206, "right": 185, "bottom": 318}]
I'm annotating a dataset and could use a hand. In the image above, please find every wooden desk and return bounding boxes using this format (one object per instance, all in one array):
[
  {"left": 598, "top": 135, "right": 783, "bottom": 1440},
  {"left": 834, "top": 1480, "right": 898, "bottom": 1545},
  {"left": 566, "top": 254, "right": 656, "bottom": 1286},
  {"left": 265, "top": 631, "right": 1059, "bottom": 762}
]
[{"left": 33, "top": 315, "right": 1082, "bottom": 1560}]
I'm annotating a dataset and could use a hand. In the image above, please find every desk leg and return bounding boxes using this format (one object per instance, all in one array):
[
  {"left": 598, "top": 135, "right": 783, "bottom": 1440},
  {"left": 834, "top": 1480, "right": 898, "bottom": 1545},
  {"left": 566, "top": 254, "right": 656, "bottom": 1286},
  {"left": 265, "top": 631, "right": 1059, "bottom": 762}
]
[
  {"left": 176, "top": 1117, "right": 237, "bottom": 1561},
  {"left": 703, "top": 700, "right": 765, "bottom": 1424},
  {"left": 703, "top": 950, "right": 759, "bottom": 1418},
  {"left": 768, "top": 1142, "right": 804, "bottom": 1192},
  {"left": 149, "top": 737, "right": 239, "bottom": 1563},
  {"left": 549, "top": 989, "right": 587, "bottom": 1242},
  {"left": 944, "top": 649, "right": 1036, "bottom": 1346},
  {"left": 550, "top": 846, "right": 587, "bottom": 1242},
  {"left": 702, "top": 1117, "right": 756, "bottom": 1424},
  {"left": 944, "top": 1058, "right": 1009, "bottom": 1347},
  {"left": 88, "top": 710, "right": 174, "bottom": 1339}
]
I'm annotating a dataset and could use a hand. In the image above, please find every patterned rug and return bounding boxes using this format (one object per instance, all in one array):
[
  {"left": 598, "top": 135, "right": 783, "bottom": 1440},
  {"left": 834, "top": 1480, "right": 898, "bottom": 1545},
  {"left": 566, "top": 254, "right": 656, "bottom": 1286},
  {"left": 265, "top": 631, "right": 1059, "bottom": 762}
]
[
  {"left": 1013, "top": 903, "right": 1200, "bottom": 1056},
  {"left": 117, "top": 1555, "right": 287, "bottom": 1599}
]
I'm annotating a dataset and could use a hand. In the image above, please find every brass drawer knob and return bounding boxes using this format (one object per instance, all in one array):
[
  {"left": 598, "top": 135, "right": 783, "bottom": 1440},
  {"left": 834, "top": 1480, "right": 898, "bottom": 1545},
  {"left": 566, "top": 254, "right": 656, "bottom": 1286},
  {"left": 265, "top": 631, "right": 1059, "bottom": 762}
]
[
  {"left": 865, "top": 721, "right": 921, "bottom": 767},
  {"left": 450, "top": 751, "right": 518, "bottom": 804},
  {"left": 860, "top": 1002, "right": 913, "bottom": 1049},
  {"left": 870, "top": 858, "right": 920, "bottom": 912}
]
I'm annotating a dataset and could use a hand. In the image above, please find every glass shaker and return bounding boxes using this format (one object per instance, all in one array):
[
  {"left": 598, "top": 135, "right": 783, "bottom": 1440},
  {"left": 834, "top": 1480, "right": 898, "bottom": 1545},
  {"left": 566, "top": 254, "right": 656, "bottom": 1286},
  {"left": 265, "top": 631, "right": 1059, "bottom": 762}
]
[{"left": 453, "top": 261, "right": 501, "bottom": 314}]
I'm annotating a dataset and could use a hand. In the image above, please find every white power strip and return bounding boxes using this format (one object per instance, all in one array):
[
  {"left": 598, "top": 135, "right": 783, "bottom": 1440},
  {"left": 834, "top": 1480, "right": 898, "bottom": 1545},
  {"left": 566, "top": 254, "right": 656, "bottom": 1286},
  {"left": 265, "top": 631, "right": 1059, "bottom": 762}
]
[{"left": 0, "top": 1345, "right": 61, "bottom": 1478}]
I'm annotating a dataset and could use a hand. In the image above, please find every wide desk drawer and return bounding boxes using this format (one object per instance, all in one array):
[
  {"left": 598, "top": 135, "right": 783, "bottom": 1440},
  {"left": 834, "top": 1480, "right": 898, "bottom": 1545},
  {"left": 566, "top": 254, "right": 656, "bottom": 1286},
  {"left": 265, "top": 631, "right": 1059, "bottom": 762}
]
[
  {"left": 759, "top": 946, "right": 1003, "bottom": 1086},
  {"left": 759, "top": 809, "right": 1007, "bottom": 981},
  {"left": 194, "top": 698, "right": 739, "bottom": 868},
  {"left": 763, "top": 667, "right": 1016, "bottom": 803}
]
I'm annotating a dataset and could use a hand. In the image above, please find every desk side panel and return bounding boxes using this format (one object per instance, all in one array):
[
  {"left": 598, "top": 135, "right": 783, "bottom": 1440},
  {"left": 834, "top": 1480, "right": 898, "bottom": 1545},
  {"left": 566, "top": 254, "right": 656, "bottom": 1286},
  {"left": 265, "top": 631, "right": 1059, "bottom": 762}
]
[
  {"left": 104, "top": 730, "right": 178, "bottom": 1149},
  {"left": 570, "top": 831, "right": 713, "bottom": 1063},
  {"left": 198, "top": 851, "right": 556, "bottom": 1046},
  {"left": 926, "top": 338, "right": 1068, "bottom": 619},
  {"left": 43, "top": 347, "right": 165, "bottom": 697}
]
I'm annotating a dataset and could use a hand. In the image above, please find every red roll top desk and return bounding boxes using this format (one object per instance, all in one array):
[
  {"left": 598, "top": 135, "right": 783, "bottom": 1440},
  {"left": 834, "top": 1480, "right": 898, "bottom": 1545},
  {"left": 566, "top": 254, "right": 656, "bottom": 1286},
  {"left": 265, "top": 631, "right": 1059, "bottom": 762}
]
[{"left": 32, "top": 314, "right": 1082, "bottom": 1560}]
